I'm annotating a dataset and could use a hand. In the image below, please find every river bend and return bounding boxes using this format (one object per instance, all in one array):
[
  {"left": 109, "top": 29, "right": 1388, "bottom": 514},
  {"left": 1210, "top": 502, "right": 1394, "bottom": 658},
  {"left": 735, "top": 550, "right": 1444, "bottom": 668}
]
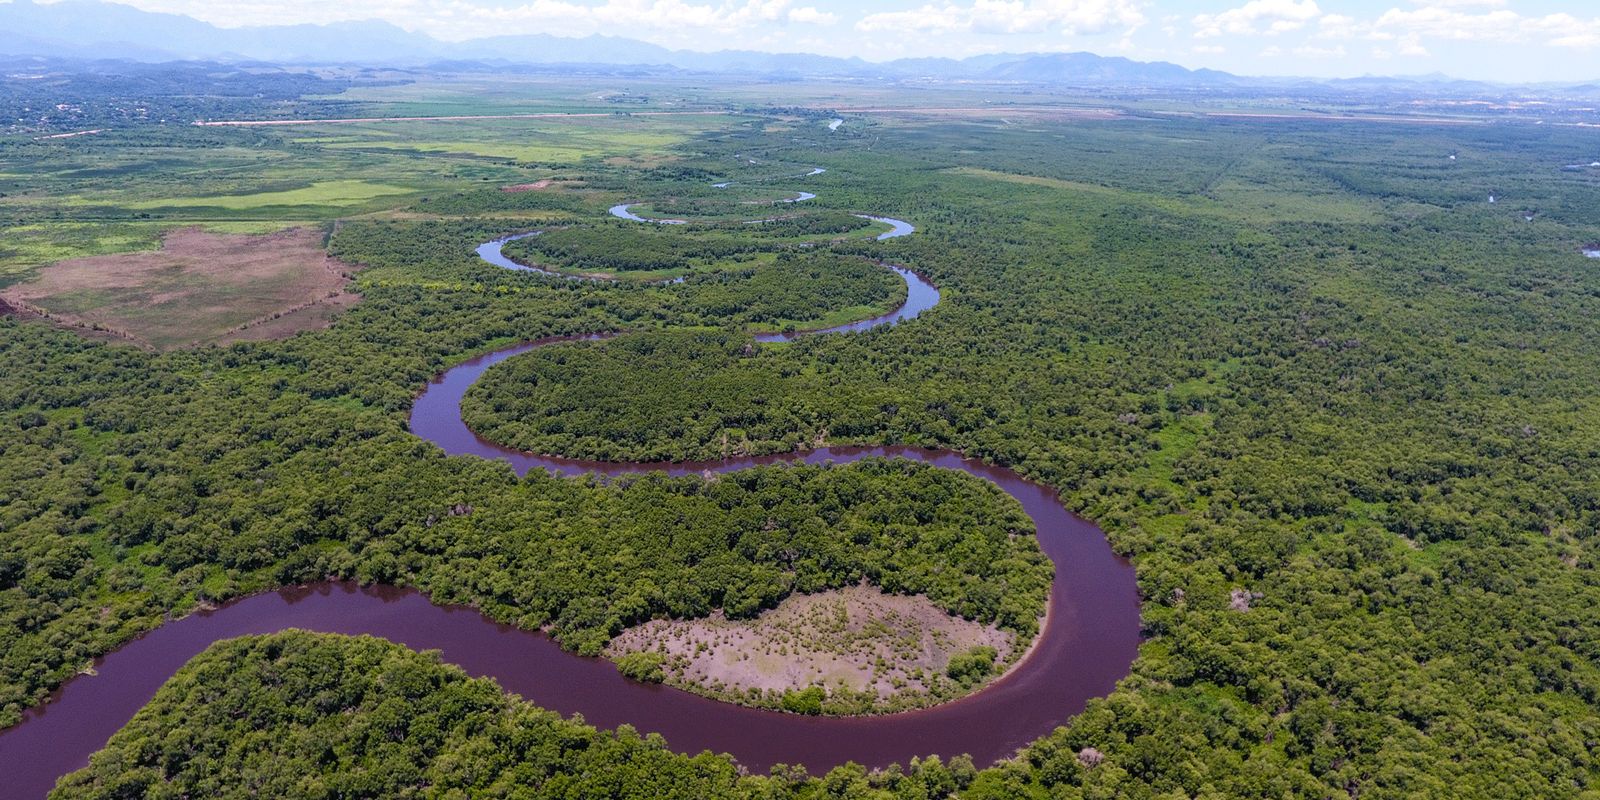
[{"left": 0, "top": 176, "right": 1140, "bottom": 798}]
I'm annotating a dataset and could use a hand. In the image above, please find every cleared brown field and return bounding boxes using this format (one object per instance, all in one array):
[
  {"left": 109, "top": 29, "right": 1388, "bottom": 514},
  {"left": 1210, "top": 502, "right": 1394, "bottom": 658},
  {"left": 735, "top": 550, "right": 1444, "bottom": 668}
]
[{"left": 1, "top": 227, "right": 360, "bottom": 350}]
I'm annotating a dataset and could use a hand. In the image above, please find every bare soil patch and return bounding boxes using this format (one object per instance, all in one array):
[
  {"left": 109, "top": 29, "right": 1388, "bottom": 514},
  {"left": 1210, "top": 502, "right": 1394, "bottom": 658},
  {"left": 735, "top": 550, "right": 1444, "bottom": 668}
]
[
  {"left": 606, "top": 584, "right": 1021, "bottom": 714},
  {"left": 1, "top": 227, "right": 361, "bottom": 350},
  {"left": 502, "top": 179, "right": 555, "bottom": 192}
]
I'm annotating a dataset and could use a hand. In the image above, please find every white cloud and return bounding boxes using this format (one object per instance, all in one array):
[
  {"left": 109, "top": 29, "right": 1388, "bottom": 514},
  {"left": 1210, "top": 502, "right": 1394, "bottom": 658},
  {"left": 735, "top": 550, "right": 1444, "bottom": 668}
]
[
  {"left": 1315, "top": 13, "right": 1356, "bottom": 38},
  {"left": 855, "top": 0, "right": 1144, "bottom": 36},
  {"left": 786, "top": 5, "right": 836, "bottom": 24},
  {"left": 1192, "top": 43, "right": 1224, "bottom": 53},
  {"left": 1396, "top": 32, "right": 1428, "bottom": 56},
  {"left": 1192, "top": 0, "right": 1319, "bottom": 39},
  {"left": 1408, "top": 0, "right": 1505, "bottom": 7},
  {"left": 1305, "top": 4, "right": 1600, "bottom": 55},
  {"left": 1551, "top": 30, "right": 1600, "bottom": 49},
  {"left": 1369, "top": 7, "right": 1600, "bottom": 49},
  {"left": 1293, "top": 43, "right": 1344, "bottom": 58},
  {"left": 104, "top": 0, "right": 835, "bottom": 39}
]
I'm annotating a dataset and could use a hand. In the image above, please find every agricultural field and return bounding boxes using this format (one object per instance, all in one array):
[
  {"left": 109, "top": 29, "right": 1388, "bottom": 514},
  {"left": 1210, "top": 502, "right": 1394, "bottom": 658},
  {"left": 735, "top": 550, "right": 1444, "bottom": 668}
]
[
  {"left": 292, "top": 114, "right": 731, "bottom": 166},
  {"left": 0, "top": 106, "right": 748, "bottom": 284},
  {"left": 0, "top": 226, "right": 358, "bottom": 349},
  {"left": 4, "top": 69, "right": 1600, "bottom": 800}
]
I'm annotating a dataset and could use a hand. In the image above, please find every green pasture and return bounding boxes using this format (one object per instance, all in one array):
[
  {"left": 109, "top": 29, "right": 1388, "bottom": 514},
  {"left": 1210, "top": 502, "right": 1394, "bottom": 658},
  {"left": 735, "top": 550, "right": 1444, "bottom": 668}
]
[{"left": 125, "top": 179, "right": 417, "bottom": 210}]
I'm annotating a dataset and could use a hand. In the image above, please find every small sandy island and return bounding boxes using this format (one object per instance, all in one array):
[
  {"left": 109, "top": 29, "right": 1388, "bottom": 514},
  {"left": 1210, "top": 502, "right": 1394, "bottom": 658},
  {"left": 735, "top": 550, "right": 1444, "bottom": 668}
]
[{"left": 606, "top": 584, "right": 1028, "bottom": 715}]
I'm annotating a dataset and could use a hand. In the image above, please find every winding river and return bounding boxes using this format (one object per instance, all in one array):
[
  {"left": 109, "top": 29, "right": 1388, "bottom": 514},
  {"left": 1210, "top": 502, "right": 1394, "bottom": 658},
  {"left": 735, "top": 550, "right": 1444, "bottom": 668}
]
[{"left": 0, "top": 175, "right": 1140, "bottom": 799}]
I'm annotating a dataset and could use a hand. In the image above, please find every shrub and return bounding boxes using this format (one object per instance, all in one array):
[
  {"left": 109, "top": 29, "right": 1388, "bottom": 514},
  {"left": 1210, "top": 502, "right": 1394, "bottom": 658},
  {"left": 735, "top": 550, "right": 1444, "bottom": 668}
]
[{"left": 615, "top": 651, "right": 666, "bottom": 683}]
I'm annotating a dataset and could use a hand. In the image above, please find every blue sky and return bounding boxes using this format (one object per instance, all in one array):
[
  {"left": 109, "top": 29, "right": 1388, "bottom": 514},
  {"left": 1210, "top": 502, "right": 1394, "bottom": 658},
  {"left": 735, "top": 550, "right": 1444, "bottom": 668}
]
[{"left": 97, "top": 0, "right": 1600, "bottom": 81}]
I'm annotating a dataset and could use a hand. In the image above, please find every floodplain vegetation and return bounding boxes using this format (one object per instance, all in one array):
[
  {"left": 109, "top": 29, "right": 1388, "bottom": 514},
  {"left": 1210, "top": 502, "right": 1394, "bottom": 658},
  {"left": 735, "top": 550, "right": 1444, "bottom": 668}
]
[
  {"left": 5, "top": 70, "right": 1600, "bottom": 799},
  {"left": 498, "top": 214, "right": 882, "bottom": 277},
  {"left": 605, "top": 583, "right": 1023, "bottom": 715}
]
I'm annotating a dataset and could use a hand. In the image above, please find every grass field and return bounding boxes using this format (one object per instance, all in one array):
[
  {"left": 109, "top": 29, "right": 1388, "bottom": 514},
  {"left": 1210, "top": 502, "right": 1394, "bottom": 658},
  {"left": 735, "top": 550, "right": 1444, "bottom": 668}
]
[
  {"left": 0, "top": 227, "right": 359, "bottom": 349},
  {"left": 0, "top": 221, "right": 319, "bottom": 287},
  {"left": 298, "top": 115, "right": 724, "bottom": 164},
  {"left": 126, "top": 179, "right": 418, "bottom": 210}
]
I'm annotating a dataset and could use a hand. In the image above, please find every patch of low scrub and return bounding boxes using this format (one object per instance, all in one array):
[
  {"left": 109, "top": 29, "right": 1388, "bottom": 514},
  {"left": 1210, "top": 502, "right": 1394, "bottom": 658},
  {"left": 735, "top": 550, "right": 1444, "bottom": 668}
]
[{"left": 605, "top": 584, "right": 1030, "bottom": 715}]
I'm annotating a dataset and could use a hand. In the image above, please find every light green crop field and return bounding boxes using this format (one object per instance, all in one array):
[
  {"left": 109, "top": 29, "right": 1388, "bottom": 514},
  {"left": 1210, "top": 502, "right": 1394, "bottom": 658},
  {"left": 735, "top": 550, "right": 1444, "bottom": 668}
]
[
  {"left": 125, "top": 179, "right": 418, "bottom": 210},
  {"left": 301, "top": 115, "right": 728, "bottom": 163}
]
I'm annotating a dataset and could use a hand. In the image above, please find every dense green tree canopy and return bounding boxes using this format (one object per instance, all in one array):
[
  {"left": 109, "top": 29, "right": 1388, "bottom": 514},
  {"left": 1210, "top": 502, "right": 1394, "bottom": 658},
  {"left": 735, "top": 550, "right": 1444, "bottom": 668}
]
[{"left": 6, "top": 96, "right": 1600, "bottom": 799}]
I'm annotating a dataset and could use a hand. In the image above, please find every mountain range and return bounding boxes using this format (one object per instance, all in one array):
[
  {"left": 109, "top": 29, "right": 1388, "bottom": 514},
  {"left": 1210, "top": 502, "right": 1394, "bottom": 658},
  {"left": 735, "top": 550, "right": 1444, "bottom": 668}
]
[
  {"left": 0, "top": 0, "right": 1243, "bottom": 86},
  {"left": 2, "top": 0, "right": 1583, "bottom": 95}
]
